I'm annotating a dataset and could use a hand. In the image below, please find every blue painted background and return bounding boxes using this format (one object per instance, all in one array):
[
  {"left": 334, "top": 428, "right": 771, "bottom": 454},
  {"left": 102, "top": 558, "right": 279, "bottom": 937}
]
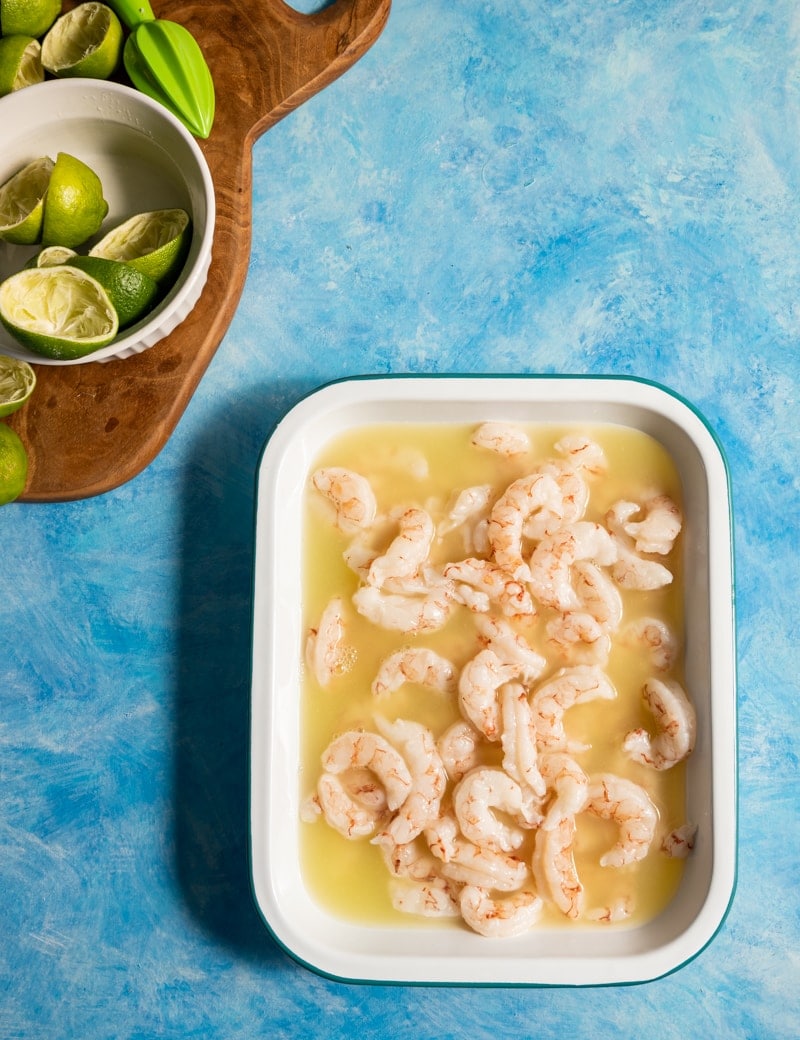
[{"left": 2, "top": 0, "right": 799, "bottom": 1036}]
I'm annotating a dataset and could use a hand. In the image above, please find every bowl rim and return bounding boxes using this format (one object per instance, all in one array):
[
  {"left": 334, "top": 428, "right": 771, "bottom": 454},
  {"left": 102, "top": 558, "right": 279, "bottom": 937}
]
[
  {"left": 250, "top": 373, "right": 738, "bottom": 987},
  {"left": 0, "top": 78, "right": 215, "bottom": 366}
]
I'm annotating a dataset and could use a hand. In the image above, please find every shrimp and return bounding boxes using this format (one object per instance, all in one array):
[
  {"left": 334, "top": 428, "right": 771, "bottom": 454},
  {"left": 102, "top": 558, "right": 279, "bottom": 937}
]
[
  {"left": 500, "top": 683, "right": 546, "bottom": 799},
  {"left": 554, "top": 434, "right": 608, "bottom": 476},
  {"left": 459, "top": 886, "right": 543, "bottom": 938},
  {"left": 374, "top": 717, "right": 447, "bottom": 843},
  {"left": 586, "top": 896, "right": 633, "bottom": 923},
  {"left": 444, "top": 557, "right": 536, "bottom": 618},
  {"left": 606, "top": 502, "right": 674, "bottom": 591},
  {"left": 523, "top": 459, "right": 589, "bottom": 541},
  {"left": 305, "top": 597, "right": 348, "bottom": 687},
  {"left": 367, "top": 506, "right": 435, "bottom": 586},
  {"left": 623, "top": 678, "right": 697, "bottom": 769},
  {"left": 426, "top": 815, "right": 530, "bottom": 892},
  {"left": 661, "top": 822, "right": 698, "bottom": 859},
  {"left": 311, "top": 467, "right": 377, "bottom": 534},
  {"left": 532, "top": 813, "right": 583, "bottom": 919},
  {"left": 453, "top": 766, "right": 537, "bottom": 853},
  {"left": 470, "top": 421, "right": 530, "bottom": 458},
  {"left": 320, "top": 730, "right": 413, "bottom": 812},
  {"left": 437, "top": 484, "right": 494, "bottom": 553},
  {"left": 538, "top": 752, "right": 589, "bottom": 826},
  {"left": 391, "top": 877, "right": 462, "bottom": 918},
  {"left": 572, "top": 561, "right": 623, "bottom": 631},
  {"left": 437, "top": 719, "right": 483, "bottom": 782},
  {"left": 315, "top": 772, "right": 389, "bottom": 838},
  {"left": 528, "top": 521, "right": 617, "bottom": 612},
  {"left": 371, "top": 647, "right": 457, "bottom": 698},
  {"left": 458, "top": 648, "right": 519, "bottom": 740},
  {"left": 620, "top": 494, "right": 682, "bottom": 555},
  {"left": 532, "top": 665, "right": 617, "bottom": 751},
  {"left": 545, "top": 612, "right": 612, "bottom": 665},
  {"left": 473, "top": 613, "right": 547, "bottom": 683},
  {"left": 487, "top": 471, "right": 563, "bottom": 580},
  {"left": 353, "top": 585, "right": 452, "bottom": 634},
  {"left": 373, "top": 832, "right": 440, "bottom": 880},
  {"left": 620, "top": 617, "right": 678, "bottom": 672},
  {"left": 585, "top": 774, "right": 659, "bottom": 867}
]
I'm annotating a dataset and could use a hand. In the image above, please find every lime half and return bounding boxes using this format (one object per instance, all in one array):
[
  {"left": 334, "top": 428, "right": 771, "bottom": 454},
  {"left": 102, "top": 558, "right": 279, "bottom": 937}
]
[
  {"left": 27, "top": 245, "right": 79, "bottom": 268},
  {"left": 0, "top": 35, "right": 44, "bottom": 97},
  {"left": 41, "top": 2, "right": 122, "bottom": 80},
  {"left": 0, "top": 266, "right": 119, "bottom": 361},
  {"left": 67, "top": 255, "right": 160, "bottom": 329},
  {"left": 0, "top": 156, "right": 54, "bottom": 246},
  {"left": 90, "top": 208, "right": 191, "bottom": 284},
  {"left": 0, "top": 354, "right": 36, "bottom": 417},
  {"left": 0, "top": 422, "right": 28, "bottom": 504},
  {"left": 42, "top": 151, "right": 108, "bottom": 248}
]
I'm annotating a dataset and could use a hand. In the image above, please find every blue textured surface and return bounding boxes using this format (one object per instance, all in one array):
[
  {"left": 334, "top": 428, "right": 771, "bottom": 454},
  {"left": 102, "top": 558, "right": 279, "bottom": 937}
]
[{"left": 2, "top": 0, "right": 799, "bottom": 1036}]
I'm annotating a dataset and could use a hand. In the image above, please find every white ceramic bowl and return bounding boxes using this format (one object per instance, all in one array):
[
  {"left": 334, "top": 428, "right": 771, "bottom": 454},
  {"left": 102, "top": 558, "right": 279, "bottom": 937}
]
[
  {"left": 0, "top": 79, "right": 214, "bottom": 365},
  {"left": 250, "top": 375, "right": 737, "bottom": 986}
]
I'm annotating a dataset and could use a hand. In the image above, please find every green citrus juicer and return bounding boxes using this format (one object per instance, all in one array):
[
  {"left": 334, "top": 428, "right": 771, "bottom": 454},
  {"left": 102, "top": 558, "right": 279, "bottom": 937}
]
[{"left": 107, "top": 0, "right": 215, "bottom": 138}]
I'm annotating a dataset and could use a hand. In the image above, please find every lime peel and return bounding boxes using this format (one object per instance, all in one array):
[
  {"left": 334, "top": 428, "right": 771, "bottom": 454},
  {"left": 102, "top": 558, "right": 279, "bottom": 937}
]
[{"left": 0, "top": 354, "right": 36, "bottom": 418}]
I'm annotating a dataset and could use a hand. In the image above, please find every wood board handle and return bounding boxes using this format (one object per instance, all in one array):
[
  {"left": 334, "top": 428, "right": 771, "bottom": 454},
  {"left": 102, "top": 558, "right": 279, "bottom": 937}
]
[{"left": 12, "top": 0, "right": 391, "bottom": 501}]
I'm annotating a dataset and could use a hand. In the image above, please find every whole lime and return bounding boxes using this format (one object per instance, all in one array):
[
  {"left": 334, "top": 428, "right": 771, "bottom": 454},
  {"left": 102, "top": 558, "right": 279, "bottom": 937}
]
[{"left": 0, "top": 421, "right": 28, "bottom": 504}]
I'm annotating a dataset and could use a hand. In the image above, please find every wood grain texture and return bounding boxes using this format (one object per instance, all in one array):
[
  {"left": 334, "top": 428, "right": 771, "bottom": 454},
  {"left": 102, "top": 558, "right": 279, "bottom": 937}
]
[{"left": 10, "top": 0, "right": 391, "bottom": 501}]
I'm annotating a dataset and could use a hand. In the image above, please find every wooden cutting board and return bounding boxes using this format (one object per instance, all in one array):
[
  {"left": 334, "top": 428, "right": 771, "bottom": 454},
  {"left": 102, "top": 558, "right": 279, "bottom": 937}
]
[{"left": 10, "top": 0, "right": 391, "bottom": 502}]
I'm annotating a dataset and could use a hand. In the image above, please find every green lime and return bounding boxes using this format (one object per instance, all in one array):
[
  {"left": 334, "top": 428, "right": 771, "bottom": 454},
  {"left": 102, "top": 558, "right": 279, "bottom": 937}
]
[
  {"left": 0, "top": 0, "right": 60, "bottom": 38},
  {"left": 0, "top": 421, "right": 28, "bottom": 504},
  {"left": 89, "top": 208, "right": 191, "bottom": 284},
  {"left": 0, "top": 156, "right": 54, "bottom": 246},
  {"left": 26, "top": 245, "right": 78, "bottom": 268},
  {"left": 0, "top": 354, "right": 36, "bottom": 418},
  {"left": 0, "top": 35, "right": 44, "bottom": 97},
  {"left": 67, "top": 255, "right": 159, "bottom": 329},
  {"left": 42, "top": 151, "right": 108, "bottom": 248},
  {"left": 41, "top": 2, "right": 122, "bottom": 80},
  {"left": 0, "top": 266, "right": 119, "bottom": 360}
]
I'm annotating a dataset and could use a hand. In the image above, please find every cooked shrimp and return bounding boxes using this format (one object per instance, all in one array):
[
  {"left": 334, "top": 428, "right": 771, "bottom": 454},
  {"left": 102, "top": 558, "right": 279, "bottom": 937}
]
[
  {"left": 427, "top": 822, "right": 530, "bottom": 892},
  {"left": 459, "top": 886, "right": 543, "bottom": 937},
  {"left": 545, "top": 612, "right": 612, "bottom": 665},
  {"left": 621, "top": 494, "right": 682, "bottom": 555},
  {"left": 474, "top": 613, "right": 547, "bottom": 682},
  {"left": 458, "top": 648, "right": 519, "bottom": 740},
  {"left": 315, "top": 772, "right": 389, "bottom": 838},
  {"left": 373, "top": 832, "right": 440, "bottom": 880},
  {"left": 305, "top": 597, "right": 348, "bottom": 687},
  {"left": 585, "top": 774, "right": 659, "bottom": 867},
  {"left": 391, "top": 877, "right": 462, "bottom": 917},
  {"left": 437, "top": 484, "right": 494, "bottom": 548},
  {"left": 453, "top": 766, "right": 537, "bottom": 853},
  {"left": 353, "top": 585, "right": 452, "bottom": 633},
  {"left": 374, "top": 717, "right": 447, "bottom": 843},
  {"left": 661, "top": 822, "right": 698, "bottom": 859},
  {"left": 538, "top": 752, "right": 589, "bottom": 826},
  {"left": 321, "top": 730, "right": 413, "bottom": 812},
  {"left": 524, "top": 459, "right": 590, "bottom": 541},
  {"left": 606, "top": 502, "right": 674, "bottom": 591},
  {"left": 532, "top": 813, "right": 583, "bottom": 919},
  {"left": 470, "top": 421, "right": 530, "bottom": 458},
  {"left": 437, "top": 719, "right": 483, "bottom": 783},
  {"left": 367, "top": 506, "right": 435, "bottom": 586},
  {"left": 487, "top": 471, "right": 563, "bottom": 580},
  {"left": 586, "top": 896, "right": 633, "bottom": 923},
  {"left": 554, "top": 434, "right": 608, "bottom": 476},
  {"left": 572, "top": 561, "right": 622, "bottom": 631},
  {"left": 444, "top": 557, "right": 536, "bottom": 618},
  {"left": 620, "top": 617, "right": 678, "bottom": 671},
  {"left": 500, "top": 683, "right": 546, "bottom": 799},
  {"left": 528, "top": 521, "right": 617, "bottom": 612},
  {"left": 532, "top": 665, "right": 617, "bottom": 750},
  {"left": 623, "top": 677, "right": 697, "bottom": 770},
  {"left": 312, "top": 467, "right": 377, "bottom": 534},
  {"left": 372, "top": 646, "right": 457, "bottom": 698}
]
